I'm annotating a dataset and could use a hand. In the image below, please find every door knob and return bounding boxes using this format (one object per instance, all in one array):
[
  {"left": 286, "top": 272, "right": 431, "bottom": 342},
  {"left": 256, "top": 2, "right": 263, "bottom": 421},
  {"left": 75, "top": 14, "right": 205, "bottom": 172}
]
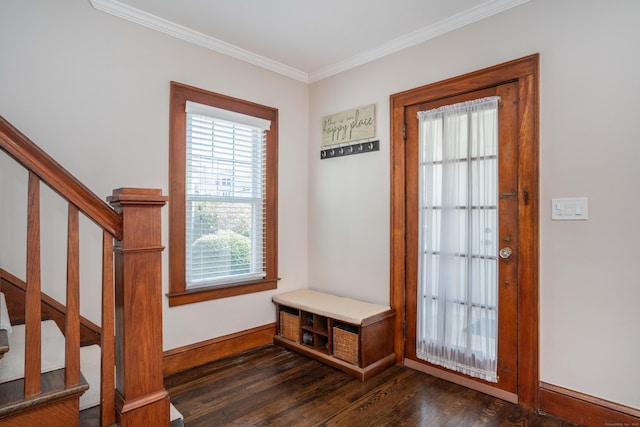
[{"left": 499, "top": 247, "right": 513, "bottom": 260}]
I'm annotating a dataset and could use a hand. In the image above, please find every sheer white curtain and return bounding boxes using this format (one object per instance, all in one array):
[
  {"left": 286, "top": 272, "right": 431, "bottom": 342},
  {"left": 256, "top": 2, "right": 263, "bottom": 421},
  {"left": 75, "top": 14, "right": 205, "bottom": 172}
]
[{"left": 416, "top": 96, "right": 500, "bottom": 382}]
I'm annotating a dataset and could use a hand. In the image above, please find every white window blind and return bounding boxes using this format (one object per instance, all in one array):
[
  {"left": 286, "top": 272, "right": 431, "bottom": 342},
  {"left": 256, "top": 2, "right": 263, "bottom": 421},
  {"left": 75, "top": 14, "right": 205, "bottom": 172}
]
[{"left": 185, "top": 101, "right": 270, "bottom": 289}]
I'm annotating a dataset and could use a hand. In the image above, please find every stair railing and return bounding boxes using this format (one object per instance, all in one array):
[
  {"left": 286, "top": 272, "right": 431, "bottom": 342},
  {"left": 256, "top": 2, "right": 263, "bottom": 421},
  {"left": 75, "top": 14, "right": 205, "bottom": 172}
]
[{"left": 0, "top": 116, "right": 169, "bottom": 426}]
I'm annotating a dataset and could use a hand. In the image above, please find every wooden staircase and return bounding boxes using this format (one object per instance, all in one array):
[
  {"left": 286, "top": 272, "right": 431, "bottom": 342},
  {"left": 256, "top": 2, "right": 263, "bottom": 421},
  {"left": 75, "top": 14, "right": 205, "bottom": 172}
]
[
  {"left": 0, "top": 116, "right": 181, "bottom": 426},
  {"left": 0, "top": 316, "right": 90, "bottom": 425}
]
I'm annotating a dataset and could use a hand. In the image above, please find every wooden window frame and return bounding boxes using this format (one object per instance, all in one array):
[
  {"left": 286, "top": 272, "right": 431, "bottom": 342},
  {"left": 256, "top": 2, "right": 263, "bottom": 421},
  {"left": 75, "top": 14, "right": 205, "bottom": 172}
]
[{"left": 168, "top": 82, "right": 278, "bottom": 306}]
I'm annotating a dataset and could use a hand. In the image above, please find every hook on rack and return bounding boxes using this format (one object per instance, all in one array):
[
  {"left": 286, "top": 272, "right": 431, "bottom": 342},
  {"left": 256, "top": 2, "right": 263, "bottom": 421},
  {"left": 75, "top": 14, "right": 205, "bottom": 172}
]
[{"left": 320, "top": 140, "right": 379, "bottom": 160}]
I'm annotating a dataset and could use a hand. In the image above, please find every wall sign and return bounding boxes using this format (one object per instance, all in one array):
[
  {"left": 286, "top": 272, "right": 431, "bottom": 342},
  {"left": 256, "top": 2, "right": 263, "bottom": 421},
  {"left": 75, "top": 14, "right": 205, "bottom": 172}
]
[{"left": 322, "top": 104, "right": 375, "bottom": 147}]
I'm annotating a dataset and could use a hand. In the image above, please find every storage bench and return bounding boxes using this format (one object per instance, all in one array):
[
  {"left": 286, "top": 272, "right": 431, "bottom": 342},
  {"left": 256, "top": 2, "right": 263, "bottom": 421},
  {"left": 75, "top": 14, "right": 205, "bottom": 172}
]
[{"left": 272, "top": 289, "right": 396, "bottom": 381}]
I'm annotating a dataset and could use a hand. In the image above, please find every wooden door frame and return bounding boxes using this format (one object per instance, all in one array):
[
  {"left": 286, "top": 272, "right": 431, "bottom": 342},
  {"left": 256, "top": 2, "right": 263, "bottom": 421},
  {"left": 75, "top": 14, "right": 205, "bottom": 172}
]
[{"left": 389, "top": 54, "right": 539, "bottom": 409}]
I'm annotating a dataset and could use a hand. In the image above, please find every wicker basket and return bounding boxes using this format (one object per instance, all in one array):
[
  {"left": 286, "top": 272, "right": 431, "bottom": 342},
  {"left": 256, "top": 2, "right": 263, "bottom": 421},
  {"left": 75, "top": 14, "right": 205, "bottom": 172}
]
[
  {"left": 279, "top": 310, "right": 299, "bottom": 342},
  {"left": 333, "top": 325, "right": 359, "bottom": 365}
]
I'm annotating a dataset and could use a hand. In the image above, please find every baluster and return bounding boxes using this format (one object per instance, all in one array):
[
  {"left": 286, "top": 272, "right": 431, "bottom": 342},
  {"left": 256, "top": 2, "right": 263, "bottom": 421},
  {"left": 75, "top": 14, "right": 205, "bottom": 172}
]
[
  {"left": 25, "top": 171, "right": 41, "bottom": 397},
  {"left": 65, "top": 204, "right": 80, "bottom": 387},
  {"left": 101, "top": 230, "right": 116, "bottom": 426}
]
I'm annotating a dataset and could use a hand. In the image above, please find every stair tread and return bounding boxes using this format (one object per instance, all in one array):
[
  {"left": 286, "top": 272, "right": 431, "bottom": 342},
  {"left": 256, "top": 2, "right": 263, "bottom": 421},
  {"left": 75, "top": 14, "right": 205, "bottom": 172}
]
[
  {"left": 1, "top": 292, "right": 11, "bottom": 358},
  {"left": 0, "top": 292, "right": 11, "bottom": 334},
  {"left": 79, "top": 344, "right": 101, "bottom": 411},
  {"left": 0, "top": 330, "right": 8, "bottom": 359},
  {"left": 79, "top": 344, "right": 183, "bottom": 422},
  {"left": 0, "top": 368, "right": 89, "bottom": 414},
  {"left": 0, "top": 320, "right": 66, "bottom": 384},
  {"left": 0, "top": 316, "right": 183, "bottom": 422}
]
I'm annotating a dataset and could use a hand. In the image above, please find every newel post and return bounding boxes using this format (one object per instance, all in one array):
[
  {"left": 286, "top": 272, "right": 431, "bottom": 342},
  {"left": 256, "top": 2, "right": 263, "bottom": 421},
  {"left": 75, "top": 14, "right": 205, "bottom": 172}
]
[{"left": 108, "top": 188, "right": 169, "bottom": 427}]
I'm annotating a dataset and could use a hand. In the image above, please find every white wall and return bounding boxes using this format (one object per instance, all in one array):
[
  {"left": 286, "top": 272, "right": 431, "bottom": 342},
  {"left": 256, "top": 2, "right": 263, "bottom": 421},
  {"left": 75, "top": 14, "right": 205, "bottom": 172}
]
[
  {"left": 308, "top": 0, "right": 640, "bottom": 410},
  {"left": 0, "top": 1, "right": 309, "bottom": 350}
]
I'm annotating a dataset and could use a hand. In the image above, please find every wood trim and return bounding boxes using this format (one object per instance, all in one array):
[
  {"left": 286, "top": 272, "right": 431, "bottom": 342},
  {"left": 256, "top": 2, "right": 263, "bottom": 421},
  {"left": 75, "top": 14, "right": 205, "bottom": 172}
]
[
  {"left": 0, "top": 268, "right": 102, "bottom": 346},
  {"left": 540, "top": 382, "right": 640, "bottom": 425},
  {"left": 0, "top": 398, "right": 81, "bottom": 427},
  {"left": 389, "top": 54, "right": 540, "bottom": 408},
  {"left": 0, "top": 116, "right": 122, "bottom": 240},
  {"left": 168, "top": 81, "right": 279, "bottom": 305},
  {"left": 115, "top": 389, "right": 170, "bottom": 427},
  {"left": 515, "top": 64, "right": 540, "bottom": 409},
  {"left": 389, "top": 102, "right": 406, "bottom": 365},
  {"left": 390, "top": 56, "right": 537, "bottom": 107},
  {"left": 167, "top": 278, "right": 278, "bottom": 307},
  {"left": 404, "top": 358, "right": 518, "bottom": 404},
  {"left": 163, "top": 323, "right": 276, "bottom": 376},
  {"left": 0, "top": 369, "right": 88, "bottom": 425}
]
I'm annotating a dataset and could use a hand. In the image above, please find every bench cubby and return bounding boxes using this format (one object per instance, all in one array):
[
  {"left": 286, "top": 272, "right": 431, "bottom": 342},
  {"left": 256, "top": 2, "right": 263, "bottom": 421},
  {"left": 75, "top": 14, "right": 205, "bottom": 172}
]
[{"left": 272, "top": 289, "right": 396, "bottom": 381}]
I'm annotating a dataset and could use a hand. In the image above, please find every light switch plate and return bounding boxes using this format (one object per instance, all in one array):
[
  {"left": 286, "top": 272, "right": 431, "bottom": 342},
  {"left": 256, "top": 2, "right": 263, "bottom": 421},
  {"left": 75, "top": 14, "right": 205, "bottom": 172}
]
[{"left": 551, "top": 197, "right": 588, "bottom": 220}]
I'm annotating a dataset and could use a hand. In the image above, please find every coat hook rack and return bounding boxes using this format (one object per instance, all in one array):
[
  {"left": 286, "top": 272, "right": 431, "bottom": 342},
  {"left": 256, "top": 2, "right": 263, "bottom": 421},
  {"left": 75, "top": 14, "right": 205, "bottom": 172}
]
[{"left": 320, "top": 140, "right": 379, "bottom": 160}]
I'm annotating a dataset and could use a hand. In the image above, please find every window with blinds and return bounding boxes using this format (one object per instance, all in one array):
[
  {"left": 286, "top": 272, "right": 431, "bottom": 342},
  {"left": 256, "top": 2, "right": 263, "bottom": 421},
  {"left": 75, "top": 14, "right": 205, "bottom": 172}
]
[
  {"left": 169, "top": 82, "right": 278, "bottom": 305},
  {"left": 185, "top": 101, "right": 269, "bottom": 289}
]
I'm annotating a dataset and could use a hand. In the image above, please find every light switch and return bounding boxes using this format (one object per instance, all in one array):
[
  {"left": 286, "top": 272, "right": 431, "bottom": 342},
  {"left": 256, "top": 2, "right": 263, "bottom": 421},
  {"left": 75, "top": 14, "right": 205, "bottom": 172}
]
[{"left": 551, "top": 197, "right": 588, "bottom": 220}]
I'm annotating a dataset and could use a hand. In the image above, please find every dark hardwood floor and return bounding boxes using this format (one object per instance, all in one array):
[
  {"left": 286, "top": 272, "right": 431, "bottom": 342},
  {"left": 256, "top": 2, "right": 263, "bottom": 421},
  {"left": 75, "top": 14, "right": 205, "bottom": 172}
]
[{"left": 164, "top": 345, "right": 577, "bottom": 427}]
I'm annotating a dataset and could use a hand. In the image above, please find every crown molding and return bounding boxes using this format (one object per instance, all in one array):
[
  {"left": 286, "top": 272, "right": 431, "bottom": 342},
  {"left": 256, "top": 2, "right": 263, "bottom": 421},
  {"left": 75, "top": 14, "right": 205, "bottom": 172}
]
[
  {"left": 90, "top": 0, "right": 529, "bottom": 85},
  {"left": 308, "top": 0, "right": 530, "bottom": 83},
  {"left": 89, "top": 0, "right": 310, "bottom": 83}
]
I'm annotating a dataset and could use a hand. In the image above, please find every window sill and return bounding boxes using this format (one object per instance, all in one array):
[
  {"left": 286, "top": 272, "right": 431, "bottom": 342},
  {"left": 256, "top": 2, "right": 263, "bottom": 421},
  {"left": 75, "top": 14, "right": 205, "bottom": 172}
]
[{"left": 167, "top": 278, "right": 278, "bottom": 307}]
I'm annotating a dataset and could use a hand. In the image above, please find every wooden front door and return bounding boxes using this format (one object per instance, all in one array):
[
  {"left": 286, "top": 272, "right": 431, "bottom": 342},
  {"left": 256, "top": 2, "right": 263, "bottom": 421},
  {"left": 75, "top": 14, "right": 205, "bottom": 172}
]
[
  {"left": 404, "top": 82, "right": 519, "bottom": 398},
  {"left": 390, "top": 55, "right": 539, "bottom": 407}
]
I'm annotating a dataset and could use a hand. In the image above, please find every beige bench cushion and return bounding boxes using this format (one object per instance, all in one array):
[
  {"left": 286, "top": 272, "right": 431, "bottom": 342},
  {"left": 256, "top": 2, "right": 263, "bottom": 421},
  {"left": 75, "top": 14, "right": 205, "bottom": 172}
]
[{"left": 272, "top": 289, "right": 390, "bottom": 325}]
